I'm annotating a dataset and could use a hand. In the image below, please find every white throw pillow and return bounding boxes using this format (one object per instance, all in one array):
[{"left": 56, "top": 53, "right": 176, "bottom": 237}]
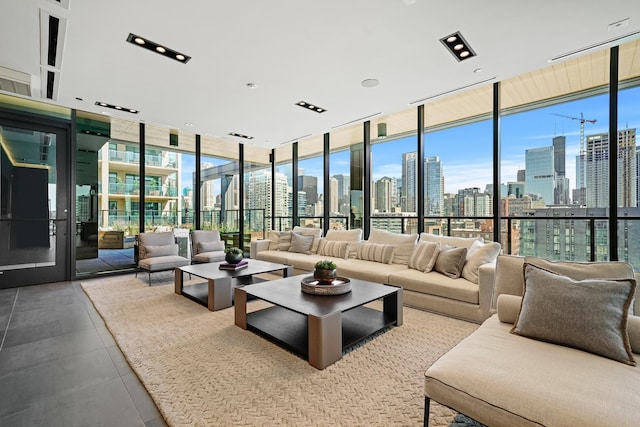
[
  {"left": 368, "top": 228, "right": 417, "bottom": 265},
  {"left": 461, "top": 240, "right": 501, "bottom": 284}
]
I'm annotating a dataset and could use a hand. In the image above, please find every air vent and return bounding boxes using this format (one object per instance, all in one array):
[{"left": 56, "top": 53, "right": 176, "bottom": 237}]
[{"left": 0, "top": 66, "right": 32, "bottom": 96}]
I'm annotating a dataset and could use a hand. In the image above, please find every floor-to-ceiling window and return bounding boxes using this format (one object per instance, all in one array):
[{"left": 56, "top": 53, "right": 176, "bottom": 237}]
[
  {"left": 244, "top": 146, "right": 272, "bottom": 254},
  {"left": 298, "top": 136, "right": 324, "bottom": 228},
  {"left": 424, "top": 84, "right": 494, "bottom": 240},
  {"left": 501, "top": 47, "right": 611, "bottom": 261},
  {"left": 617, "top": 39, "right": 640, "bottom": 269},
  {"left": 370, "top": 110, "right": 418, "bottom": 234},
  {"left": 274, "top": 145, "right": 293, "bottom": 231}
]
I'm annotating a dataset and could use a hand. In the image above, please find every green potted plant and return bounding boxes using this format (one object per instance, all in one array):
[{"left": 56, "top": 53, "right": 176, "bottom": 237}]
[
  {"left": 225, "top": 246, "right": 244, "bottom": 264},
  {"left": 313, "top": 260, "right": 337, "bottom": 284}
]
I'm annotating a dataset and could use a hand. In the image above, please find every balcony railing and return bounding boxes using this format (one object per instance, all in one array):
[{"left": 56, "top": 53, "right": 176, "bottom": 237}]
[
  {"left": 107, "top": 149, "right": 177, "bottom": 168},
  {"left": 99, "top": 183, "right": 178, "bottom": 197}
]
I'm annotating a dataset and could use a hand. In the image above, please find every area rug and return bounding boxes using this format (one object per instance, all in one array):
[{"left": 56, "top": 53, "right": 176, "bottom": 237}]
[{"left": 81, "top": 274, "right": 478, "bottom": 426}]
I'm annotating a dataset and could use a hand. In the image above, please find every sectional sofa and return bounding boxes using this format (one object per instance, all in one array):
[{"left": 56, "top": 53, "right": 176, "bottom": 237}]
[
  {"left": 424, "top": 255, "right": 640, "bottom": 426},
  {"left": 250, "top": 226, "right": 501, "bottom": 323}
]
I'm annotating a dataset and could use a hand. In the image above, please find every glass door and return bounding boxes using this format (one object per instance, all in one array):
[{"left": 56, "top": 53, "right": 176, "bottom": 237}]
[{"left": 0, "top": 118, "right": 70, "bottom": 288}]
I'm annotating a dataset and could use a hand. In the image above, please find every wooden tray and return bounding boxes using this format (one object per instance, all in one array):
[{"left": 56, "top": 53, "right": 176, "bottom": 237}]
[{"left": 300, "top": 276, "right": 352, "bottom": 295}]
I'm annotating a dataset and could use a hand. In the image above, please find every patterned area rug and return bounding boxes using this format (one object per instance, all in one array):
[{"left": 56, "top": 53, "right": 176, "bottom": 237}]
[{"left": 81, "top": 273, "right": 478, "bottom": 426}]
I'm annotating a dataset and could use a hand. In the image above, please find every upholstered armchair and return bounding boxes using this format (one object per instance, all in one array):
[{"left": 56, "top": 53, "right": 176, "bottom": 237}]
[
  {"left": 136, "top": 231, "right": 190, "bottom": 284},
  {"left": 191, "top": 230, "right": 226, "bottom": 263}
]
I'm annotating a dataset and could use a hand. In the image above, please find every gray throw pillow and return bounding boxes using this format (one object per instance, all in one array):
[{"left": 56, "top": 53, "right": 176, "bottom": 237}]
[
  {"left": 144, "top": 244, "right": 178, "bottom": 258},
  {"left": 512, "top": 263, "right": 636, "bottom": 366},
  {"left": 197, "top": 241, "right": 224, "bottom": 253},
  {"left": 433, "top": 244, "right": 467, "bottom": 279},
  {"left": 288, "top": 232, "right": 314, "bottom": 255}
]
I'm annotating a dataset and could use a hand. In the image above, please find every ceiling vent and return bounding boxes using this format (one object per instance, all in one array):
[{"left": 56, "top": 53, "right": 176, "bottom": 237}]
[{"left": 0, "top": 66, "right": 32, "bottom": 96}]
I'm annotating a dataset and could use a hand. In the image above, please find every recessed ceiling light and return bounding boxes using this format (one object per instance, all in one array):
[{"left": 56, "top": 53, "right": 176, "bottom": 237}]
[
  {"left": 185, "top": 122, "right": 193, "bottom": 126},
  {"left": 440, "top": 31, "right": 476, "bottom": 62},
  {"left": 473, "top": 68, "right": 483, "bottom": 73},
  {"left": 361, "top": 78, "right": 379, "bottom": 88},
  {"left": 126, "top": 33, "right": 191, "bottom": 63},
  {"left": 246, "top": 82, "right": 257, "bottom": 89},
  {"left": 296, "top": 100, "right": 326, "bottom": 113},
  {"left": 75, "top": 97, "right": 83, "bottom": 101},
  {"left": 95, "top": 101, "right": 139, "bottom": 114},
  {"left": 229, "top": 132, "right": 254, "bottom": 140}
]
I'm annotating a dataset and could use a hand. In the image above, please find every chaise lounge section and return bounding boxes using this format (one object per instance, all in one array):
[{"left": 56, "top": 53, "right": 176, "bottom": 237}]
[{"left": 424, "top": 255, "right": 640, "bottom": 426}]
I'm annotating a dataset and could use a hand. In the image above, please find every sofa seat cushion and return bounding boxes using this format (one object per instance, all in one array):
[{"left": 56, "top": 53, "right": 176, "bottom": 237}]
[
  {"left": 389, "top": 270, "right": 479, "bottom": 305},
  {"left": 139, "top": 255, "right": 189, "bottom": 272},
  {"left": 425, "top": 315, "right": 640, "bottom": 427},
  {"left": 337, "top": 259, "right": 407, "bottom": 283},
  {"left": 283, "top": 253, "right": 327, "bottom": 271},
  {"left": 193, "top": 251, "right": 226, "bottom": 263},
  {"left": 254, "top": 250, "right": 290, "bottom": 264}
]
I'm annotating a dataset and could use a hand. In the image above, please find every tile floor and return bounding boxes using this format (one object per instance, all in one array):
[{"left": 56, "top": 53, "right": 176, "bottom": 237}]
[{"left": 0, "top": 279, "right": 166, "bottom": 427}]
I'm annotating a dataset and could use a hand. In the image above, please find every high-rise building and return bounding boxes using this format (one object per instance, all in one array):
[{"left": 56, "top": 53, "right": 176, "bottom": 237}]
[
  {"left": 525, "top": 146, "right": 555, "bottom": 205},
  {"left": 618, "top": 128, "right": 637, "bottom": 207},
  {"left": 585, "top": 133, "right": 609, "bottom": 208},
  {"left": 329, "top": 177, "right": 339, "bottom": 214},
  {"left": 552, "top": 136, "right": 570, "bottom": 204},
  {"left": 298, "top": 175, "right": 318, "bottom": 206},
  {"left": 636, "top": 146, "right": 640, "bottom": 207},
  {"left": 425, "top": 156, "right": 444, "bottom": 216},
  {"left": 401, "top": 152, "right": 417, "bottom": 213},
  {"left": 374, "top": 176, "right": 394, "bottom": 213},
  {"left": 517, "top": 169, "right": 526, "bottom": 182},
  {"left": 246, "top": 169, "right": 290, "bottom": 230}
]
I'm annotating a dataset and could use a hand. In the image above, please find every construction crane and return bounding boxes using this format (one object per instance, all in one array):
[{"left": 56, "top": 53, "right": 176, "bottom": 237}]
[
  {"left": 551, "top": 113, "right": 597, "bottom": 157},
  {"left": 551, "top": 112, "right": 597, "bottom": 189}
]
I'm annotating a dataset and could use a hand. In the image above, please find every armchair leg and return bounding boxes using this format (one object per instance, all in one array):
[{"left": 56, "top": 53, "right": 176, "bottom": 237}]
[
  {"left": 424, "top": 397, "right": 431, "bottom": 427},
  {"left": 148, "top": 271, "right": 151, "bottom": 285}
]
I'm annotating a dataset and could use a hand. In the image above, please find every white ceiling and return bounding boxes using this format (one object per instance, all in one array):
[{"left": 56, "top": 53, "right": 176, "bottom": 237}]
[{"left": 1, "top": 0, "right": 639, "bottom": 148}]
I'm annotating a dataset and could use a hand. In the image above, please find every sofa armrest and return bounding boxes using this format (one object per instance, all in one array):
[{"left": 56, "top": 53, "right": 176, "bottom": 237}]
[
  {"left": 250, "top": 239, "right": 271, "bottom": 257},
  {"left": 478, "top": 261, "right": 497, "bottom": 321}
]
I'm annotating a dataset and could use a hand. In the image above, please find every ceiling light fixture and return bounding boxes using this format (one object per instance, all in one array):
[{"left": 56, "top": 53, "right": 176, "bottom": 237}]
[
  {"left": 440, "top": 31, "right": 477, "bottom": 62},
  {"left": 296, "top": 101, "right": 326, "bottom": 113},
  {"left": 229, "top": 132, "right": 254, "bottom": 140},
  {"left": 94, "top": 101, "right": 139, "bottom": 114},
  {"left": 361, "top": 78, "right": 379, "bottom": 88},
  {"left": 126, "top": 33, "right": 191, "bottom": 63}
]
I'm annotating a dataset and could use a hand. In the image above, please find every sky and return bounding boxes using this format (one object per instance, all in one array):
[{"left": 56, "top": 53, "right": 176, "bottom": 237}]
[{"left": 179, "top": 85, "right": 640, "bottom": 198}]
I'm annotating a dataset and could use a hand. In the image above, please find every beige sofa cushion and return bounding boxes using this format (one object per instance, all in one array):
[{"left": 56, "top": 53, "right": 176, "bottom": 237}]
[
  {"left": 356, "top": 242, "right": 395, "bottom": 264},
  {"left": 512, "top": 263, "right": 636, "bottom": 365},
  {"left": 408, "top": 241, "right": 440, "bottom": 272},
  {"left": 433, "top": 245, "right": 467, "bottom": 279},
  {"left": 325, "top": 229, "right": 363, "bottom": 242},
  {"left": 418, "top": 233, "right": 479, "bottom": 249},
  {"left": 337, "top": 259, "right": 407, "bottom": 284},
  {"left": 368, "top": 229, "right": 417, "bottom": 265},
  {"left": 389, "top": 269, "right": 479, "bottom": 305},
  {"left": 424, "top": 315, "right": 640, "bottom": 427},
  {"left": 461, "top": 240, "right": 501, "bottom": 284}
]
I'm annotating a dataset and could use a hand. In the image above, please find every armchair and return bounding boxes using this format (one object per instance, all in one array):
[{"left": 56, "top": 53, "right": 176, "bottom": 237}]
[
  {"left": 191, "top": 230, "right": 226, "bottom": 263},
  {"left": 136, "top": 231, "right": 190, "bottom": 284}
]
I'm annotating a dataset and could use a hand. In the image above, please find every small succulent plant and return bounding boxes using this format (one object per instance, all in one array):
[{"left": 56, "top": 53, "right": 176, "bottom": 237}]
[
  {"left": 314, "top": 260, "right": 337, "bottom": 270},
  {"left": 225, "top": 247, "right": 243, "bottom": 255}
]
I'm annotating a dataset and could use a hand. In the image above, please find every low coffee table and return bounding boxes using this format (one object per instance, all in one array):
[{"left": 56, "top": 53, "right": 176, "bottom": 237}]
[
  {"left": 234, "top": 275, "right": 402, "bottom": 369},
  {"left": 175, "top": 260, "right": 293, "bottom": 311}
]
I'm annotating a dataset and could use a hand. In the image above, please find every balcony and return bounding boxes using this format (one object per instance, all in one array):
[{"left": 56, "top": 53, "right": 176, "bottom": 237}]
[{"left": 107, "top": 149, "right": 177, "bottom": 169}]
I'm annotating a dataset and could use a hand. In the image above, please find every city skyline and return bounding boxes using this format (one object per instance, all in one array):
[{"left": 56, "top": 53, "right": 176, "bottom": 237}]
[{"left": 179, "top": 86, "right": 640, "bottom": 205}]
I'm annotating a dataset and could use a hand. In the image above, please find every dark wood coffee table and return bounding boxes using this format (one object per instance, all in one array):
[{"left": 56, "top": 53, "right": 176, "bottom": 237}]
[
  {"left": 175, "top": 260, "right": 293, "bottom": 311},
  {"left": 234, "top": 275, "right": 402, "bottom": 369}
]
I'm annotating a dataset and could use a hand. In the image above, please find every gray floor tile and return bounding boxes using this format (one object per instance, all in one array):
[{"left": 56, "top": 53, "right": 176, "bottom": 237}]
[
  {"left": 0, "top": 348, "right": 119, "bottom": 418},
  {"left": 0, "top": 377, "right": 145, "bottom": 427},
  {"left": 3, "top": 303, "right": 95, "bottom": 347},
  {"left": 122, "top": 372, "right": 163, "bottom": 423},
  {"left": 106, "top": 344, "right": 134, "bottom": 376},
  {"left": 96, "top": 325, "right": 117, "bottom": 347},
  {"left": 144, "top": 416, "right": 168, "bottom": 427},
  {"left": 0, "top": 328, "right": 105, "bottom": 377}
]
